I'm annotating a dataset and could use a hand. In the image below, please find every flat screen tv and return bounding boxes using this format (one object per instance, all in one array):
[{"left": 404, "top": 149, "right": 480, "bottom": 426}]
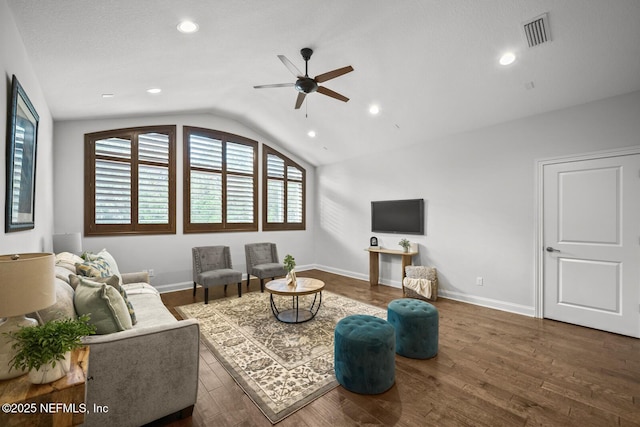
[{"left": 371, "top": 198, "right": 424, "bottom": 235}]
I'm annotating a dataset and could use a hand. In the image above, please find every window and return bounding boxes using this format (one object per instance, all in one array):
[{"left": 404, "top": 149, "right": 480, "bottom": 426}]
[
  {"left": 84, "top": 126, "right": 176, "bottom": 236},
  {"left": 263, "top": 145, "right": 305, "bottom": 231},
  {"left": 184, "top": 126, "right": 258, "bottom": 233}
]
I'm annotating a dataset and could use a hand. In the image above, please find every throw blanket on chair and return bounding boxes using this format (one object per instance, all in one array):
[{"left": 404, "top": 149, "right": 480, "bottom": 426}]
[{"left": 402, "top": 277, "right": 432, "bottom": 299}]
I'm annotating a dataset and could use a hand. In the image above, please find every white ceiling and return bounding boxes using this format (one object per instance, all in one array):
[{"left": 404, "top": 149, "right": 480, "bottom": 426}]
[{"left": 7, "top": 0, "right": 640, "bottom": 166}]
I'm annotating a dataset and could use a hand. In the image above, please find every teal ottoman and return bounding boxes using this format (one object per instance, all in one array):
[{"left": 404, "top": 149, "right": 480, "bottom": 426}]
[
  {"left": 387, "top": 298, "right": 438, "bottom": 359},
  {"left": 334, "top": 314, "right": 395, "bottom": 394}
]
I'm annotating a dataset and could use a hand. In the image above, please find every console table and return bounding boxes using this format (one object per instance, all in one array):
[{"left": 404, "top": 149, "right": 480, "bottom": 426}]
[
  {"left": 366, "top": 247, "right": 418, "bottom": 286},
  {"left": 0, "top": 347, "right": 89, "bottom": 427}
]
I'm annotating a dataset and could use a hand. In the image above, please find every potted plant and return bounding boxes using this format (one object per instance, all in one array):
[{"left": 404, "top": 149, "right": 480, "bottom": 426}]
[
  {"left": 283, "top": 254, "right": 297, "bottom": 287},
  {"left": 399, "top": 238, "right": 411, "bottom": 252},
  {"left": 7, "top": 314, "right": 95, "bottom": 384}
]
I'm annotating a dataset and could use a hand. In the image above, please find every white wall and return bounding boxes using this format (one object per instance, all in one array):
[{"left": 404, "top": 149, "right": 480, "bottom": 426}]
[
  {"left": 53, "top": 113, "right": 315, "bottom": 291},
  {"left": 315, "top": 90, "right": 640, "bottom": 315},
  {"left": 0, "top": 0, "right": 54, "bottom": 255}
]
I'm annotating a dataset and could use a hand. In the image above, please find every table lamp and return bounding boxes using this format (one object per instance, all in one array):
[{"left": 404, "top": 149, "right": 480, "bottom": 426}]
[
  {"left": 0, "top": 253, "right": 56, "bottom": 380},
  {"left": 52, "top": 232, "right": 82, "bottom": 255}
]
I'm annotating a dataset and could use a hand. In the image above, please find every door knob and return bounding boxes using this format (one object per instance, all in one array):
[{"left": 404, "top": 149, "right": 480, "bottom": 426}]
[{"left": 546, "top": 246, "right": 560, "bottom": 253}]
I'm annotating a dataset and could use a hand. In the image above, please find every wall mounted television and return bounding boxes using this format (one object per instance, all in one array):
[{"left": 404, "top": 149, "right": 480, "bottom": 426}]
[{"left": 371, "top": 198, "right": 424, "bottom": 235}]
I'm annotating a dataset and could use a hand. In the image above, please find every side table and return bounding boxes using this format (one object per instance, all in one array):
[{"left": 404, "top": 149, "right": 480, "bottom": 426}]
[{"left": 0, "top": 346, "right": 89, "bottom": 427}]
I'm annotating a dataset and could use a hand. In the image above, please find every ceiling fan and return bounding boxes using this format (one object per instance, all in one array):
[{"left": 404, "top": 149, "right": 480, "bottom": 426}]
[{"left": 254, "top": 48, "right": 354, "bottom": 109}]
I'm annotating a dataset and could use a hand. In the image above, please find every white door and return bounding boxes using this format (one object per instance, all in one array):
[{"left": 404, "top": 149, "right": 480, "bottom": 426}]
[{"left": 543, "top": 154, "right": 640, "bottom": 338}]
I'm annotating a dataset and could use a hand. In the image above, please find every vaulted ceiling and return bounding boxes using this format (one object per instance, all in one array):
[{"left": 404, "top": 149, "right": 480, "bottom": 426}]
[{"left": 7, "top": 0, "right": 640, "bottom": 166}]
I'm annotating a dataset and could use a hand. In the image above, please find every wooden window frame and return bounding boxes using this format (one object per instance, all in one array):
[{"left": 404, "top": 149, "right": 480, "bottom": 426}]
[
  {"left": 262, "top": 144, "right": 306, "bottom": 231},
  {"left": 183, "top": 126, "right": 258, "bottom": 233},
  {"left": 84, "top": 125, "right": 176, "bottom": 236}
]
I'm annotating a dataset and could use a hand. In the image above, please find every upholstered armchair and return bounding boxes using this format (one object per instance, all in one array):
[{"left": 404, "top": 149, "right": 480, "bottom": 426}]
[
  {"left": 244, "top": 242, "right": 287, "bottom": 292},
  {"left": 192, "top": 246, "right": 242, "bottom": 304}
]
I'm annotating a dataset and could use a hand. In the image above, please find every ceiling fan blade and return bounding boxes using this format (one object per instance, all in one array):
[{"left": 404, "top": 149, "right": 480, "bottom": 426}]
[
  {"left": 294, "top": 92, "right": 306, "bottom": 109},
  {"left": 314, "top": 65, "right": 354, "bottom": 83},
  {"left": 278, "top": 55, "right": 303, "bottom": 77},
  {"left": 253, "top": 83, "right": 295, "bottom": 89},
  {"left": 317, "top": 86, "right": 349, "bottom": 103}
]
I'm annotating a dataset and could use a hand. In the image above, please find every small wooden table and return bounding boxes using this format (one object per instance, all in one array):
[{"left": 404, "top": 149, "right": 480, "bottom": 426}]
[
  {"left": 0, "top": 347, "right": 89, "bottom": 427},
  {"left": 366, "top": 247, "right": 418, "bottom": 285},
  {"left": 265, "top": 278, "right": 325, "bottom": 323}
]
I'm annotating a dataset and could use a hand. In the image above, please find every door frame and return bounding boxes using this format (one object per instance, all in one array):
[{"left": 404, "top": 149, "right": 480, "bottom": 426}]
[{"left": 534, "top": 145, "right": 640, "bottom": 318}]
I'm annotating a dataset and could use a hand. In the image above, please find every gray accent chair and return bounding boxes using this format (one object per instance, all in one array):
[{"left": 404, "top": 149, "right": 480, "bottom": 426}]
[
  {"left": 245, "top": 242, "right": 287, "bottom": 292},
  {"left": 192, "top": 246, "right": 243, "bottom": 303}
]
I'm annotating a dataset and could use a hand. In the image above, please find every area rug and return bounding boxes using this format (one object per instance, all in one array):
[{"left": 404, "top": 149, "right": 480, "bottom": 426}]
[{"left": 175, "top": 290, "right": 386, "bottom": 424}]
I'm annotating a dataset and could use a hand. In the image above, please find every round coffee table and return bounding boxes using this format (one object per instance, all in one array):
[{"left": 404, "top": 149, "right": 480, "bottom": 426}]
[{"left": 265, "top": 277, "right": 325, "bottom": 323}]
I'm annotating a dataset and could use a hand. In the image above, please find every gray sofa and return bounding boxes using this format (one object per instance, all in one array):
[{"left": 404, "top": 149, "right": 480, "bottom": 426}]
[{"left": 43, "top": 252, "right": 199, "bottom": 427}]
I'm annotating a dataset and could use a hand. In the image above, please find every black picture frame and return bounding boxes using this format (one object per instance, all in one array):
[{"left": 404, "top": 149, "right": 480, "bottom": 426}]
[{"left": 5, "top": 75, "right": 39, "bottom": 233}]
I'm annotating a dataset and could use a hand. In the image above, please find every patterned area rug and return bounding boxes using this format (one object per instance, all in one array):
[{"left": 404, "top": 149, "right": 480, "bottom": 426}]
[{"left": 175, "top": 290, "right": 386, "bottom": 424}]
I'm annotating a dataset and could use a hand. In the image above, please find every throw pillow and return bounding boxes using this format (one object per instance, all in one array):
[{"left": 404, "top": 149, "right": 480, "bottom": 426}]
[
  {"left": 55, "top": 252, "right": 84, "bottom": 272},
  {"left": 74, "top": 277, "right": 133, "bottom": 334},
  {"left": 69, "top": 274, "right": 137, "bottom": 325},
  {"left": 83, "top": 249, "right": 123, "bottom": 284},
  {"left": 75, "top": 256, "right": 113, "bottom": 278}
]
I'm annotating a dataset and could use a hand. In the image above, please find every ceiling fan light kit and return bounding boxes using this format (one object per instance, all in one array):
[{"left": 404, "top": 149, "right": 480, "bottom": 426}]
[{"left": 254, "top": 47, "right": 354, "bottom": 109}]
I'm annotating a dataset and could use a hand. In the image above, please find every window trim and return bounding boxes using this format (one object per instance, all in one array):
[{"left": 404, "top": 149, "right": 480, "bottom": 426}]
[
  {"left": 262, "top": 144, "right": 306, "bottom": 231},
  {"left": 84, "top": 125, "right": 176, "bottom": 236},
  {"left": 183, "top": 126, "right": 258, "bottom": 233}
]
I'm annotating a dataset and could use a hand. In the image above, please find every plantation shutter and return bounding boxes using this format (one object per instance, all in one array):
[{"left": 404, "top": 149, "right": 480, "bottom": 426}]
[
  {"left": 226, "top": 142, "right": 255, "bottom": 224},
  {"left": 138, "top": 133, "right": 170, "bottom": 224},
  {"left": 262, "top": 145, "right": 305, "bottom": 231},
  {"left": 85, "top": 126, "right": 176, "bottom": 236},
  {"left": 287, "top": 165, "right": 303, "bottom": 223},
  {"left": 95, "top": 137, "right": 132, "bottom": 224},
  {"left": 184, "top": 127, "right": 258, "bottom": 233},
  {"left": 189, "top": 134, "right": 223, "bottom": 224},
  {"left": 266, "top": 153, "right": 285, "bottom": 223}
]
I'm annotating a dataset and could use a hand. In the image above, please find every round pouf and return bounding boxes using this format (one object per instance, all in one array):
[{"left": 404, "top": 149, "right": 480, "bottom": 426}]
[
  {"left": 387, "top": 298, "right": 438, "bottom": 359},
  {"left": 334, "top": 314, "right": 395, "bottom": 394}
]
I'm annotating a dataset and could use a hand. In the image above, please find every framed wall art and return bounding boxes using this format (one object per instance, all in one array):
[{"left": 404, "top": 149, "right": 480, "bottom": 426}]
[{"left": 5, "top": 75, "right": 39, "bottom": 233}]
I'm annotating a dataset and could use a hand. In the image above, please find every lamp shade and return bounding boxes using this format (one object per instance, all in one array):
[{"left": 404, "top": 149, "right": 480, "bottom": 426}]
[
  {"left": 0, "top": 253, "right": 56, "bottom": 318},
  {"left": 52, "top": 232, "right": 82, "bottom": 254}
]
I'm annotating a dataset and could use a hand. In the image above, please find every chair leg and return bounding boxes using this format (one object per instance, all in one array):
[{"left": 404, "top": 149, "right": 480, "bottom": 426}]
[
  {"left": 246, "top": 275, "right": 251, "bottom": 289},
  {"left": 260, "top": 278, "right": 264, "bottom": 293},
  {"left": 193, "top": 281, "right": 197, "bottom": 297},
  {"left": 224, "top": 284, "right": 228, "bottom": 294},
  {"left": 204, "top": 288, "right": 209, "bottom": 304},
  {"left": 237, "top": 282, "right": 242, "bottom": 297}
]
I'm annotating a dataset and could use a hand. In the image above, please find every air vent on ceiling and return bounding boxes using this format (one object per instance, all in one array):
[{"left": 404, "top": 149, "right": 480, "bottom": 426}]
[{"left": 523, "top": 13, "right": 551, "bottom": 48}]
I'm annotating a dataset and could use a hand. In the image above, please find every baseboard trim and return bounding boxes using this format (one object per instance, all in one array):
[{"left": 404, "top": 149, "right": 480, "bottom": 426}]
[
  {"left": 314, "top": 264, "right": 534, "bottom": 317},
  {"left": 156, "top": 265, "right": 535, "bottom": 317},
  {"left": 437, "top": 289, "right": 535, "bottom": 317}
]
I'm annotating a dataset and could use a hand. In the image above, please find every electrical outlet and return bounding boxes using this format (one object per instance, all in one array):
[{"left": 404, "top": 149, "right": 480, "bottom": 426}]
[
  {"left": 476, "top": 276, "right": 483, "bottom": 286},
  {"left": 148, "top": 269, "right": 155, "bottom": 277}
]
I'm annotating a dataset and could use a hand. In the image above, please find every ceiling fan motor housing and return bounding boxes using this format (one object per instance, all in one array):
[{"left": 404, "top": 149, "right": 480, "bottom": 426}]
[{"left": 295, "top": 77, "right": 318, "bottom": 93}]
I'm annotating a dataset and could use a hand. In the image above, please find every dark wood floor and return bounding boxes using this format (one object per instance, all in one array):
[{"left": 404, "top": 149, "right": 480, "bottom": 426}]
[{"left": 158, "top": 269, "right": 640, "bottom": 427}]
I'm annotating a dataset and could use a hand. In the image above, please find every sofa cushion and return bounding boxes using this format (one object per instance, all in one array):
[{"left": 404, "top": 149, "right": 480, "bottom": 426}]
[
  {"left": 74, "top": 277, "right": 133, "bottom": 334},
  {"left": 70, "top": 274, "right": 137, "bottom": 325},
  {"left": 35, "top": 279, "right": 77, "bottom": 324}
]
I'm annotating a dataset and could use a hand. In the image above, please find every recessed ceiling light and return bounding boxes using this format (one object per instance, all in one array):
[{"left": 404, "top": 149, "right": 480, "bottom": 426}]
[
  {"left": 147, "top": 88, "right": 162, "bottom": 94},
  {"left": 369, "top": 104, "right": 380, "bottom": 115},
  {"left": 101, "top": 93, "right": 114, "bottom": 98},
  {"left": 177, "top": 20, "right": 199, "bottom": 34},
  {"left": 308, "top": 130, "right": 316, "bottom": 138},
  {"left": 499, "top": 52, "right": 516, "bottom": 66}
]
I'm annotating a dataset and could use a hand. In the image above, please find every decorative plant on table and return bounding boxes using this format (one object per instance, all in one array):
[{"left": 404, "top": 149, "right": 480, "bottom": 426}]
[
  {"left": 7, "top": 314, "right": 96, "bottom": 384},
  {"left": 399, "top": 238, "right": 411, "bottom": 252},
  {"left": 283, "top": 254, "right": 297, "bottom": 287}
]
